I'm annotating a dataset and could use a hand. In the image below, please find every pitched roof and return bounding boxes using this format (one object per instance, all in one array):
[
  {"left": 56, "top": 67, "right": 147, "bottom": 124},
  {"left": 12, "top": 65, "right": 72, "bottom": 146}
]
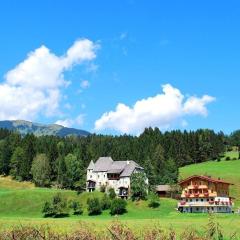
[
  {"left": 179, "top": 175, "right": 233, "bottom": 185},
  {"left": 156, "top": 185, "right": 172, "bottom": 192},
  {"left": 92, "top": 157, "right": 143, "bottom": 177},
  {"left": 107, "top": 161, "right": 127, "bottom": 174},
  {"left": 120, "top": 161, "right": 143, "bottom": 177},
  {"left": 93, "top": 157, "right": 114, "bottom": 172},
  {"left": 87, "top": 160, "right": 95, "bottom": 170}
]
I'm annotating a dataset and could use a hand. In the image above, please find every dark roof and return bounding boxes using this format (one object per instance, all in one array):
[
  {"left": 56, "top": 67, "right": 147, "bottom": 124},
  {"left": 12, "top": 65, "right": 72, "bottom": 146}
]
[
  {"left": 156, "top": 185, "right": 172, "bottom": 192},
  {"left": 91, "top": 157, "right": 143, "bottom": 177},
  {"left": 179, "top": 175, "right": 233, "bottom": 185}
]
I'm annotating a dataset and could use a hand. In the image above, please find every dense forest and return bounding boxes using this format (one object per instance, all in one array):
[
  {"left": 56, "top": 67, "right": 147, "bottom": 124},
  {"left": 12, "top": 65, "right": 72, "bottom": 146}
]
[{"left": 0, "top": 127, "right": 235, "bottom": 190}]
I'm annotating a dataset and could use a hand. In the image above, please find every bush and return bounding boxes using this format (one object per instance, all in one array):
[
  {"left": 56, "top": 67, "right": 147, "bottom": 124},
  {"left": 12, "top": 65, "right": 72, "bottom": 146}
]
[
  {"left": 110, "top": 198, "right": 127, "bottom": 215},
  {"left": 148, "top": 192, "right": 160, "bottom": 208},
  {"left": 101, "top": 194, "right": 111, "bottom": 210},
  {"left": 108, "top": 188, "right": 116, "bottom": 199},
  {"left": 42, "top": 193, "right": 69, "bottom": 218},
  {"left": 69, "top": 200, "right": 83, "bottom": 215},
  {"left": 87, "top": 197, "right": 102, "bottom": 215},
  {"left": 42, "top": 201, "right": 54, "bottom": 217},
  {"left": 225, "top": 156, "right": 231, "bottom": 161}
]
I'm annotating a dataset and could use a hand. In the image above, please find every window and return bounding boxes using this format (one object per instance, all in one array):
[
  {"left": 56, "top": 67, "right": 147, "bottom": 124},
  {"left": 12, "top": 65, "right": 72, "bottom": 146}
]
[
  {"left": 90, "top": 175, "right": 92, "bottom": 178},
  {"left": 190, "top": 199, "right": 192, "bottom": 202},
  {"left": 201, "top": 199, "right": 203, "bottom": 202},
  {"left": 196, "top": 199, "right": 199, "bottom": 202}
]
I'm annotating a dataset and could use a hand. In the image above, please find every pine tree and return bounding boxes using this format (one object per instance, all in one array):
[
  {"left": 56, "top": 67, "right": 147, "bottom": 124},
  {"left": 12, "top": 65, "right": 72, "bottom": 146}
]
[{"left": 10, "top": 147, "right": 25, "bottom": 180}]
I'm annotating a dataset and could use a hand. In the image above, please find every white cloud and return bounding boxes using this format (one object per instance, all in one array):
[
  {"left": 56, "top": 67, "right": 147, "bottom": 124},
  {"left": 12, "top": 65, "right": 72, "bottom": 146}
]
[
  {"left": 55, "top": 114, "right": 85, "bottom": 128},
  {"left": 94, "top": 84, "right": 215, "bottom": 134},
  {"left": 183, "top": 95, "right": 215, "bottom": 116},
  {"left": 0, "top": 39, "right": 98, "bottom": 121},
  {"left": 80, "top": 80, "right": 90, "bottom": 89}
]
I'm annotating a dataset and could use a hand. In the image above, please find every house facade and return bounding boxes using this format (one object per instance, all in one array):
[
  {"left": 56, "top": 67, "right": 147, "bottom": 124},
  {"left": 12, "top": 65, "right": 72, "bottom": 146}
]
[
  {"left": 86, "top": 157, "right": 148, "bottom": 198},
  {"left": 178, "top": 175, "right": 234, "bottom": 213}
]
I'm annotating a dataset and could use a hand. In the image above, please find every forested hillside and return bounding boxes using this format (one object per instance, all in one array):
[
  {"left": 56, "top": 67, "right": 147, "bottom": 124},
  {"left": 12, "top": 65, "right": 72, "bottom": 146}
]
[{"left": 0, "top": 127, "right": 225, "bottom": 189}]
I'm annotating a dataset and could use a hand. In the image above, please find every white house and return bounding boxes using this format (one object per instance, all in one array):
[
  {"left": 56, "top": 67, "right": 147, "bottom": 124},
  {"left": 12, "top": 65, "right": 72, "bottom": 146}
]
[{"left": 86, "top": 157, "right": 148, "bottom": 198}]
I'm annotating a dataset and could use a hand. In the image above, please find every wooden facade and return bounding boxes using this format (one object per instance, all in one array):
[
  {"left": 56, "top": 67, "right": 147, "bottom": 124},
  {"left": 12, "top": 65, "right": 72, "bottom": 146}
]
[{"left": 178, "top": 175, "right": 234, "bottom": 213}]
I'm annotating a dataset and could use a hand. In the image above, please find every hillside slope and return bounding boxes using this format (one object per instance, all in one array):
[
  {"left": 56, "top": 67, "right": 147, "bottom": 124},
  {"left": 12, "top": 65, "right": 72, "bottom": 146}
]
[
  {"left": 0, "top": 120, "right": 90, "bottom": 137},
  {"left": 179, "top": 159, "right": 240, "bottom": 207}
]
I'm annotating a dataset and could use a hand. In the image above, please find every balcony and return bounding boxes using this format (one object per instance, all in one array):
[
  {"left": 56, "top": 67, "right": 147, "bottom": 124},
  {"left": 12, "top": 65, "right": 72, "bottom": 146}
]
[
  {"left": 185, "top": 192, "right": 190, "bottom": 197},
  {"left": 204, "top": 192, "right": 209, "bottom": 197},
  {"left": 178, "top": 200, "right": 233, "bottom": 208}
]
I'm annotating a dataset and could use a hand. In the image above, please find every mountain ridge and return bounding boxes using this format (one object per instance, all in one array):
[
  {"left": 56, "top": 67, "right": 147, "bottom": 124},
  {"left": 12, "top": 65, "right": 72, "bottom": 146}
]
[{"left": 0, "top": 120, "right": 90, "bottom": 137}]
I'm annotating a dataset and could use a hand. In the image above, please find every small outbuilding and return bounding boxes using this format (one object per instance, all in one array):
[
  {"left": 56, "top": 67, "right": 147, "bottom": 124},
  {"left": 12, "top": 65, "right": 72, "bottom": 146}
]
[{"left": 156, "top": 185, "right": 172, "bottom": 197}]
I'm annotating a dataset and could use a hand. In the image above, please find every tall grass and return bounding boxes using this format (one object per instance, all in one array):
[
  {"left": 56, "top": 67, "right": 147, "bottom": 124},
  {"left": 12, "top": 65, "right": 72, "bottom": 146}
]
[{"left": 0, "top": 214, "right": 237, "bottom": 240}]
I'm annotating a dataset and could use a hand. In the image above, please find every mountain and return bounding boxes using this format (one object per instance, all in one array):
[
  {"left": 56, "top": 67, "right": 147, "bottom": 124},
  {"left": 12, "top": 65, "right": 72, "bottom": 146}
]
[{"left": 0, "top": 120, "right": 90, "bottom": 137}]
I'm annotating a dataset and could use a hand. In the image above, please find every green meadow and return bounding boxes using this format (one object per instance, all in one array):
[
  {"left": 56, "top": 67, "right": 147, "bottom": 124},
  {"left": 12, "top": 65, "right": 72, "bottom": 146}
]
[{"left": 0, "top": 154, "right": 240, "bottom": 235}]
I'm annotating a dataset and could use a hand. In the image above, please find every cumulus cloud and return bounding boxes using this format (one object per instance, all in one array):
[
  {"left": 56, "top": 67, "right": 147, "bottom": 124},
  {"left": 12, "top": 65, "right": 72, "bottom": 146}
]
[
  {"left": 94, "top": 84, "right": 215, "bottom": 134},
  {"left": 55, "top": 114, "right": 85, "bottom": 128},
  {"left": 0, "top": 39, "right": 98, "bottom": 121}
]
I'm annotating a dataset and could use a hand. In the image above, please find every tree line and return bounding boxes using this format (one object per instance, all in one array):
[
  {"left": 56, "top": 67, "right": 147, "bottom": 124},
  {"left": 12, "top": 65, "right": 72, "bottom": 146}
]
[{"left": 0, "top": 127, "right": 228, "bottom": 189}]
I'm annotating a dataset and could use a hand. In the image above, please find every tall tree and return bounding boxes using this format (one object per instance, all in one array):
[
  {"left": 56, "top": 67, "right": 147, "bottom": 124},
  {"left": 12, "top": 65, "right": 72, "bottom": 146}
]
[
  {"left": 10, "top": 146, "right": 25, "bottom": 180},
  {"left": 31, "top": 154, "right": 51, "bottom": 187},
  {"left": 22, "top": 134, "right": 36, "bottom": 180},
  {"left": 64, "top": 153, "right": 81, "bottom": 189}
]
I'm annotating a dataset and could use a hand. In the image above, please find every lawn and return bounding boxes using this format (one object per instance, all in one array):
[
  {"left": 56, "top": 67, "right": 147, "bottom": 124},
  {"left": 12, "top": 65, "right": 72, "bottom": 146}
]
[{"left": 1, "top": 156, "right": 240, "bottom": 236}]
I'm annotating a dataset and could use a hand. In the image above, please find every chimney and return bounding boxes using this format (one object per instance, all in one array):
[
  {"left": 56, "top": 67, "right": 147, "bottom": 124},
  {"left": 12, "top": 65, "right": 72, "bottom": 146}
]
[{"left": 127, "top": 160, "right": 130, "bottom": 165}]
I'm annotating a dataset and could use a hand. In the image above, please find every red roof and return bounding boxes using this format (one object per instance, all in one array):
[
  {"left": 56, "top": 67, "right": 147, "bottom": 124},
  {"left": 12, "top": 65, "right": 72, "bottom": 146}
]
[{"left": 179, "top": 175, "right": 233, "bottom": 185}]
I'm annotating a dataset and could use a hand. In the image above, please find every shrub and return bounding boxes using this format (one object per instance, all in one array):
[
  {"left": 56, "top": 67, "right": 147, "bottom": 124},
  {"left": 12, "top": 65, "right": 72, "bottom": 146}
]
[
  {"left": 87, "top": 197, "right": 102, "bottom": 215},
  {"left": 42, "top": 201, "right": 54, "bottom": 217},
  {"left": 42, "top": 193, "right": 69, "bottom": 218},
  {"left": 110, "top": 198, "right": 127, "bottom": 215},
  {"left": 148, "top": 192, "right": 160, "bottom": 208},
  {"left": 232, "top": 157, "right": 237, "bottom": 160},
  {"left": 108, "top": 188, "right": 116, "bottom": 199},
  {"left": 101, "top": 194, "right": 111, "bottom": 210},
  {"left": 225, "top": 156, "right": 231, "bottom": 161},
  {"left": 69, "top": 200, "right": 83, "bottom": 215}
]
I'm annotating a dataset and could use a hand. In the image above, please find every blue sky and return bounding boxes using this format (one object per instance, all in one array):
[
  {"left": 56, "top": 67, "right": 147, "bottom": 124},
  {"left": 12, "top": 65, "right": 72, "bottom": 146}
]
[{"left": 0, "top": 1, "right": 240, "bottom": 135}]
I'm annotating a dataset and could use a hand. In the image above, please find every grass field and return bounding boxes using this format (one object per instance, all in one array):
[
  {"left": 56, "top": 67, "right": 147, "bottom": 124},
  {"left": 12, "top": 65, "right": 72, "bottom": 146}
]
[{"left": 0, "top": 154, "right": 240, "bottom": 236}]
